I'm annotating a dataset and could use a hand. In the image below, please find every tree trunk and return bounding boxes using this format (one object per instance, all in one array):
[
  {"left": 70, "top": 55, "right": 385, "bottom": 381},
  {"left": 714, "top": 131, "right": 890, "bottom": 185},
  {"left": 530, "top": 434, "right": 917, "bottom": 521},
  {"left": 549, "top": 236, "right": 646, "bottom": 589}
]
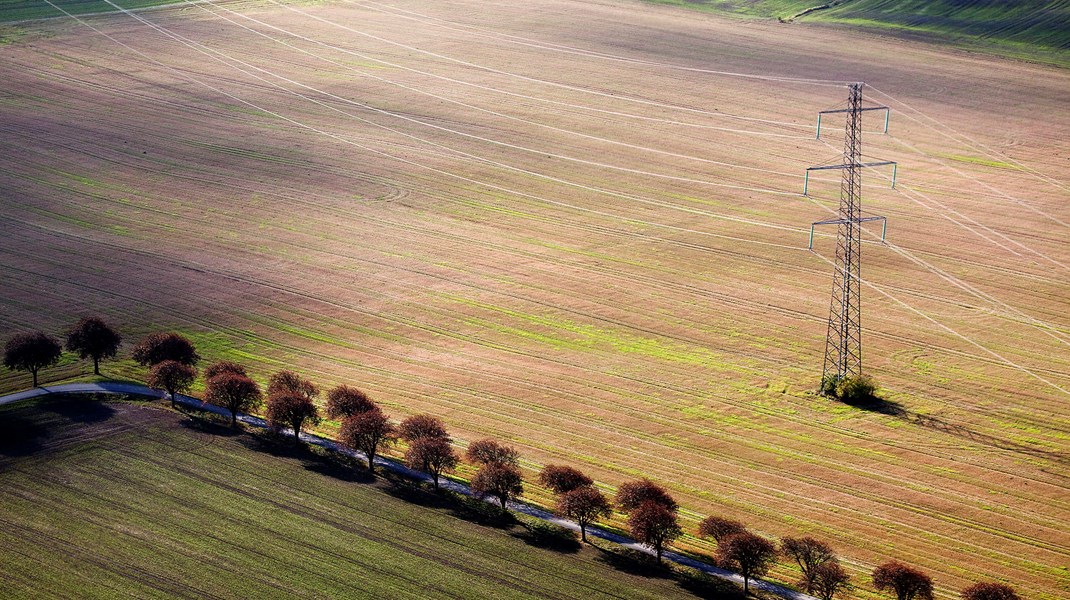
[
  {"left": 169, "top": 387, "right": 176, "bottom": 406},
  {"left": 231, "top": 410, "right": 237, "bottom": 428},
  {"left": 432, "top": 472, "right": 440, "bottom": 489},
  {"left": 580, "top": 524, "right": 587, "bottom": 543},
  {"left": 293, "top": 426, "right": 301, "bottom": 446},
  {"left": 656, "top": 545, "right": 662, "bottom": 563},
  {"left": 31, "top": 368, "right": 38, "bottom": 388},
  {"left": 743, "top": 575, "right": 749, "bottom": 595},
  {"left": 93, "top": 357, "right": 100, "bottom": 375}
]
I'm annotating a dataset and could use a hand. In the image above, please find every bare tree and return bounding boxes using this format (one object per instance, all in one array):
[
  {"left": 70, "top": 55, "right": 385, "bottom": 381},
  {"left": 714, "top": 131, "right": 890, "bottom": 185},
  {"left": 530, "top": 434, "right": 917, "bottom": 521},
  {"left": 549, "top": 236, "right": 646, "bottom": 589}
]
[
  {"left": 627, "top": 500, "right": 682, "bottom": 563},
  {"left": 811, "top": 560, "right": 851, "bottom": 600},
  {"left": 148, "top": 360, "right": 196, "bottom": 406},
  {"left": 265, "top": 392, "right": 321, "bottom": 446},
  {"left": 132, "top": 332, "right": 199, "bottom": 366},
  {"left": 4, "top": 331, "right": 63, "bottom": 387},
  {"left": 340, "top": 408, "right": 398, "bottom": 473},
  {"left": 718, "top": 532, "right": 778, "bottom": 595},
  {"left": 398, "top": 414, "right": 449, "bottom": 443},
  {"left": 698, "top": 515, "right": 748, "bottom": 545},
  {"left": 267, "top": 370, "right": 318, "bottom": 400},
  {"left": 557, "top": 486, "right": 611, "bottom": 543},
  {"left": 538, "top": 465, "right": 593, "bottom": 495},
  {"left": 470, "top": 462, "right": 524, "bottom": 509},
  {"left": 65, "top": 316, "right": 121, "bottom": 375},
  {"left": 782, "top": 536, "right": 836, "bottom": 593},
  {"left": 204, "top": 372, "right": 262, "bottom": 427},
  {"left": 872, "top": 561, "right": 934, "bottom": 600},
  {"left": 616, "top": 478, "right": 678, "bottom": 513},
  {"left": 325, "top": 385, "right": 376, "bottom": 420},
  {"left": 961, "top": 582, "right": 1019, "bottom": 600},
  {"left": 405, "top": 437, "right": 458, "bottom": 489},
  {"left": 465, "top": 438, "right": 520, "bottom": 467}
]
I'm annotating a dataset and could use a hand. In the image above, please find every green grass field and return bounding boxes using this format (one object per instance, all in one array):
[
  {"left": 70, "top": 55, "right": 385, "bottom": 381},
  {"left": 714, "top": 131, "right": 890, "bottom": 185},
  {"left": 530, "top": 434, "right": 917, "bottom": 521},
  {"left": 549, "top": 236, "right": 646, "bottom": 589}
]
[
  {"left": 0, "top": 394, "right": 741, "bottom": 599},
  {"left": 643, "top": 0, "right": 1070, "bottom": 66}
]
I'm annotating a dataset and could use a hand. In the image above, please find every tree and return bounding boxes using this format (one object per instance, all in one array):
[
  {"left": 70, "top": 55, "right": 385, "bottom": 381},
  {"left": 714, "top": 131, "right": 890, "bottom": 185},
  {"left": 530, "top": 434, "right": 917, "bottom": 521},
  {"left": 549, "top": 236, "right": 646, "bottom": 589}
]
[
  {"left": 628, "top": 500, "right": 682, "bottom": 563},
  {"left": 961, "top": 582, "right": 1019, "bottom": 600},
  {"left": 718, "top": 532, "right": 778, "bottom": 595},
  {"left": 698, "top": 515, "right": 748, "bottom": 545},
  {"left": 325, "top": 384, "right": 376, "bottom": 420},
  {"left": 872, "top": 561, "right": 934, "bottom": 600},
  {"left": 538, "top": 465, "right": 593, "bottom": 495},
  {"left": 65, "top": 316, "right": 121, "bottom": 375},
  {"left": 811, "top": 560, "right": 851, "bottom": 600},
  {"left": 557, "top": 486, "right": 611, "bottom": 543},
  {"left": 405, "top": 437, "right": 458, "bottom": 489},
  {"left": 616, "top": 478, "right": 678, "bottom": 513},
  {"left": 466, "top": 438, "right": 520, "bottom": 467},
  {"left": 204, "top": 372, "right": 262, "bottom": 427},
  {"left": 148, "top": 360, "right": 196, "bottom": 406},
  {"left": 203, "top": 360, "right": 248, "bottom": 380},
  {"left": 132, "top": 332, "right": 199, "bottom": 366},
  {"left": 4, "top": 331, "right": 63, "bottom": 387},
  {"left": 782, "top": 536, "right": 836, "bottom": 593},
  {"left": 398, "top": 413, "right": 449, "bottom": 443},
  {"left": 265, "top": 392, "right": 321, "bottom": 446},
  {"left": 339, "top": 408, "right": 397, "bottom": 473},
  {"left": 267, "top": 370, "right": 318, "bottom": 400},
  {"left": 470, "top": 462, "right": 524, "bottom": 510}
]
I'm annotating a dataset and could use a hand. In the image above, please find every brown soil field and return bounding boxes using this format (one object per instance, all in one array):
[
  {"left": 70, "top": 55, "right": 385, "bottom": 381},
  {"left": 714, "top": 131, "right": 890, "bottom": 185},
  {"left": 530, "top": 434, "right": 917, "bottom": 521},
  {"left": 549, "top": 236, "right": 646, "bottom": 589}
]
[{"left": 1, "top": 0, "right": 1067, "bottom": 597}]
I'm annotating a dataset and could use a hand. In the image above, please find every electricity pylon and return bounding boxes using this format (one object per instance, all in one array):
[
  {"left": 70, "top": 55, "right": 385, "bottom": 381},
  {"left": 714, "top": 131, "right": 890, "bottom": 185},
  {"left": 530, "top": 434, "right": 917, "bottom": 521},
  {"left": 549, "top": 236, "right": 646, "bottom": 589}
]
[{"left": 805, "top": 82, "right": 895, "bottom": 389}]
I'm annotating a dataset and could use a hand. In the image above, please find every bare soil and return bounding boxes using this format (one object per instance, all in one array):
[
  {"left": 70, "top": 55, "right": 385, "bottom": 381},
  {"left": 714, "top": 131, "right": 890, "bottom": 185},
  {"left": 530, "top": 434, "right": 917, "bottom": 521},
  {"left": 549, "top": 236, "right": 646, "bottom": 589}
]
[{"left": 0, "top": 0, "right": 1067, "bottom": 596}]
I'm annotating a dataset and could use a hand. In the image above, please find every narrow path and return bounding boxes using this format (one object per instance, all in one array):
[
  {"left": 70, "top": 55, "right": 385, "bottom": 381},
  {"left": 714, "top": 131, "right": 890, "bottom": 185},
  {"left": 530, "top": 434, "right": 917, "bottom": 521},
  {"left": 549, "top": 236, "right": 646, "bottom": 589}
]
[{"left": 0, "top": 383, "right": 816, "bottom": 600}]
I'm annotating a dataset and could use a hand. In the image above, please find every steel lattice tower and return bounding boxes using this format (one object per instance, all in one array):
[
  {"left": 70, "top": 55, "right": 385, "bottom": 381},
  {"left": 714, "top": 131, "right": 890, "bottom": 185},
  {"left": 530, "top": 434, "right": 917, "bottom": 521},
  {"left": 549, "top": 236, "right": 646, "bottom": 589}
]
[
  {"left": 805, "top": 83, "right": 895, "bottom": 389},
  {"left": 823, "top": 82, "right": 865, "bottom": 383}
]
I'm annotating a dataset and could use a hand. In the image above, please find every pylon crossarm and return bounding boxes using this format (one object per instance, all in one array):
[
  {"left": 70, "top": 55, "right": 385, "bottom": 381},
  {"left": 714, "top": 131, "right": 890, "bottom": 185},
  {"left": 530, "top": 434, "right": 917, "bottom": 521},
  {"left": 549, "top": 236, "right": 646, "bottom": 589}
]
[{"left": 816, "top": 106, "right": 890, "bottom": 138}]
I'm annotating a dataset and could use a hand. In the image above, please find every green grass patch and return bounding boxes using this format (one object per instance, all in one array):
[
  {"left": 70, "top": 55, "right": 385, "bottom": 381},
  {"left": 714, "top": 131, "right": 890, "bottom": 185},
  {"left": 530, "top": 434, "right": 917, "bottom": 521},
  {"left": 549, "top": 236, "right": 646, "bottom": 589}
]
[
  {"left": 642, "top": 0, "right": 1070, "bottom": 67},
  {"left": 0, "top": 0, "right": 182, "bottom": 22},
  {"left": 0, "top": 396, "right": 728, "bottom": 599}
]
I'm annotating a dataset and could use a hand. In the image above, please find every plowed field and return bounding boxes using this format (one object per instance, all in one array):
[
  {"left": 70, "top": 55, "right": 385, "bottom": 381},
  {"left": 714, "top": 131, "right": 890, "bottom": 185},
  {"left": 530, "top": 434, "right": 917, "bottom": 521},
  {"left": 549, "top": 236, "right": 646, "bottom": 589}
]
[{"left": 1, "top": 0, "right": 1067, "bottom": 597}]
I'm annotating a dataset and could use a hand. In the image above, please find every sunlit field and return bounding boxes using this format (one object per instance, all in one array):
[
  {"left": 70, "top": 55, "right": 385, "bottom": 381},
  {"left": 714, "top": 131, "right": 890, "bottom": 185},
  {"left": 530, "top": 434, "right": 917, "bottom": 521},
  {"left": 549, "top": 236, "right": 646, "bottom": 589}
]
[{"left": 1, "top": 0, "right": 1067, "bottom": 596}]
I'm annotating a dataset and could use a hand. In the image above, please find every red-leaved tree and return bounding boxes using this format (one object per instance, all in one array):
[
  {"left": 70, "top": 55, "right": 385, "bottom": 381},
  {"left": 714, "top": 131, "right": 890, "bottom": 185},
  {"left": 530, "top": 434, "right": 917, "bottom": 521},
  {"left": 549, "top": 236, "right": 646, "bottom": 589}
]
[
  {"left": 265, "top": 392, "right": 320, "bottom": 446},
  {"left": 718, "top": 532, "right": 778, "bottom": 595},
  {"left": 325, "top": 385, "right": 376, "bottom": 420},
  {"left": 340, "top": 408, "right": 397, "bottom": 473},
  {"left": 627, "top": 500, "right": 681, "bottom": 563},
  {"left": 471, "top": 462, "right": 524, "bottom": 510},
  {"left": 65, "top": 316, "right": 121, "bottom": 375},
  {"left": 148, "top": 360, "right": 196, "bottom": 406},
  {"left": 405, "top": 437, "right": 458, "bottom": 489},
  {"left": 204, "top": 371, "right": 262, "bottom": 427},
  {"left": 398, "top": 414, "right": 449, "bottom": 443},
  {"left": 872, "top": 561, "right": 934, "bottom": 600},
  {"left": 961, "top": 582, "right": 1019, "bottom": 600},
  {"left": 557, "top": 486, "right": 611, "bottom": 543},
  {"left": 616, "top": 478, "right": 678, "bottom": 513},
  {"left": 466, "top": 439, "right": 520, "bottom": 467},
  {"left": 538, "top": 465, "right": 594, "bottom": 495}
]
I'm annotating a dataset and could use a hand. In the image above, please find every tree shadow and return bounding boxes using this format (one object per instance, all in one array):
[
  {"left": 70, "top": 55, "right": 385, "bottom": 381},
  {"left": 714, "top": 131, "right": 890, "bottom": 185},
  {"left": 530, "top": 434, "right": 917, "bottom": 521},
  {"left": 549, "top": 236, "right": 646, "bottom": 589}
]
[
  {"left": 593, "top": 545, "right": 673, "bottom": 579},
  {"left": 511, "top": 517, "right": 581, "bottom": 553},
  {"left": 303, "top": 447, "right": 374, "bottom": 484},
  {"left": 239, "top": 430, "right": 313, "bottom": 459},
  {"left": 838, "top": 394, "right": 906, "bottom": 416},
  {"left": 383, "top": 477, "right": 457, "bottom": 509},
  {"left": 41, "top": 395, "right": 116, "bottom": 423},
  {"left": 0, "top": 412, "right": 48, "bottom": 457},
  {"left": 180, "top": 417, "right": 244, "bottom": 438},
  {"left": 448, "top": 494, "right": 518, "bottom": 529},
  {"left": 674, "top": 569, "right": 745, "bottom": 600}
]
